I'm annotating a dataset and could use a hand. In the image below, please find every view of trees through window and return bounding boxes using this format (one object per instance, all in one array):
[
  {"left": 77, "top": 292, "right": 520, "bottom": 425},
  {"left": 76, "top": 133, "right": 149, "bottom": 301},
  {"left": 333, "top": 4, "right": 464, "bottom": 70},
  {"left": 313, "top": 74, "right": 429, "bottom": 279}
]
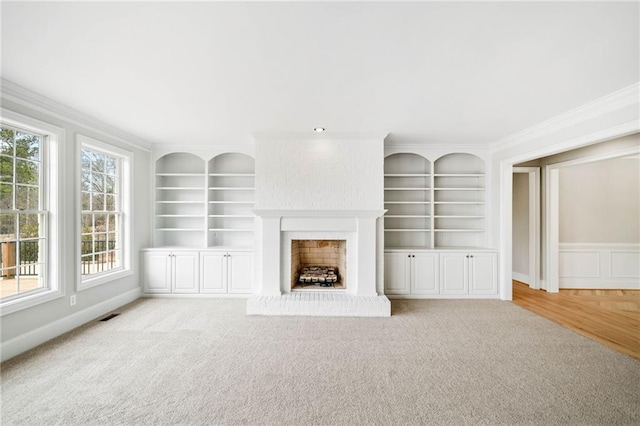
[
  {"left": 0, "top": 126, "right": 45, "bottom": 299},
  {"left": 81, "top": 147, "right": 122, "bottom": 277}
]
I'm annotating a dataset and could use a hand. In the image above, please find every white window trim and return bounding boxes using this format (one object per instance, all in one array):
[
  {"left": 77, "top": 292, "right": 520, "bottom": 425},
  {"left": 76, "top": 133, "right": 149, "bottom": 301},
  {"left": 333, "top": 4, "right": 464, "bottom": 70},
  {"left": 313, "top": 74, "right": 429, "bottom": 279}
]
[
  {"left": 76, "top": 134, "right": 133, "bottom": 291},
  {"left": 0, "top": 108, "right": 65, "bottom": 316}
]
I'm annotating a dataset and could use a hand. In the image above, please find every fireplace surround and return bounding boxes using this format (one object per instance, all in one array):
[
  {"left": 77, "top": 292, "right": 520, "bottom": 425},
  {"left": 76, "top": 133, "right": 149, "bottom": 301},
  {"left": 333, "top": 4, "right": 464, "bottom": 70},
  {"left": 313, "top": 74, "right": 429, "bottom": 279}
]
[{"left": 247, "top": 210, "right": 391, "bottom": 316}]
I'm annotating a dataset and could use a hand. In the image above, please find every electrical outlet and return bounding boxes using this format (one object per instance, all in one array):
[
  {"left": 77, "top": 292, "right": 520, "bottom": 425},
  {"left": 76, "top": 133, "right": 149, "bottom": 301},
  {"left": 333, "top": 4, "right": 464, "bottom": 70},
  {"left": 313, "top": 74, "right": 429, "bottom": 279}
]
[{"left": 70, "top": 295, "right": 76, "bottom": 306}]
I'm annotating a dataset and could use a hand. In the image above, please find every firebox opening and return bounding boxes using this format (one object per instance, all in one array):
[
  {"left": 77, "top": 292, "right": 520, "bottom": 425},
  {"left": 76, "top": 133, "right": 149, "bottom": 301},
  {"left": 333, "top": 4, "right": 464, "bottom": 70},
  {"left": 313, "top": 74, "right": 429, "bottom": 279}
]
[{"left": 291, "top": 240, "right": 346, "bottom": 291}]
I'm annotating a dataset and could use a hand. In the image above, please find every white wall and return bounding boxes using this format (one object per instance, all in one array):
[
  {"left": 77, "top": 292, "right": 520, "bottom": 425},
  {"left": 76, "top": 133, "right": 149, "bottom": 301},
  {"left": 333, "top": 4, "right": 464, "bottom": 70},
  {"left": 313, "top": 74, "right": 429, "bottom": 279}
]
[
  {"left": 0, "top": 90, "right": 152, "bottom": 358},
  {"left": 512, "top": 173, "right": 530, "bottom": 277},
  {"left": 559, "top": 156, "right": 639, "bottom": 243},
  {"left": 254, "top": 134, "right": 384, "bottom": 210}
]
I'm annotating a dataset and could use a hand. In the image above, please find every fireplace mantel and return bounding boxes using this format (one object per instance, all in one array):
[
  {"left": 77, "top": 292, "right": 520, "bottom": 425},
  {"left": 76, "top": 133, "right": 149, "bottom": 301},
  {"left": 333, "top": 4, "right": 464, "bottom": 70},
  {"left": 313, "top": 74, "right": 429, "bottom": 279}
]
[{"left": 253, "top": 210, "right": 387, "bottom": 218}]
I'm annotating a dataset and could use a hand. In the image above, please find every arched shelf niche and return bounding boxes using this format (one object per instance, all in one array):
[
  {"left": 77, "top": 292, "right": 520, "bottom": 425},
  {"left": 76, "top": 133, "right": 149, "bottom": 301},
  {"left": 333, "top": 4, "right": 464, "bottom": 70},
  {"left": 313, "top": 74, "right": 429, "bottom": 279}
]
[
  {"left": 383, "top": 152, "right": 432, "bottom": 249},
  {"left": 155, "top": 152, "right": 207, "bottom": 247},
  {"left": 207, "top": 153, "right": 255, "bottom": 247},
  {"left": 433, "top": 153, "right": 486, "bottom": 248}
]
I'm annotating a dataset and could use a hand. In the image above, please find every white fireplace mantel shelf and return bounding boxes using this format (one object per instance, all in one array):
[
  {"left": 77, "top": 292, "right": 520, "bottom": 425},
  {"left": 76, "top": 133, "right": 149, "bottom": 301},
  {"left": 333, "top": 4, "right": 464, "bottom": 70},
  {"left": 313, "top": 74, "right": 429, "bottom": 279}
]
[{"left": 253, "top": 209, "right": 387, "bottom": 218}]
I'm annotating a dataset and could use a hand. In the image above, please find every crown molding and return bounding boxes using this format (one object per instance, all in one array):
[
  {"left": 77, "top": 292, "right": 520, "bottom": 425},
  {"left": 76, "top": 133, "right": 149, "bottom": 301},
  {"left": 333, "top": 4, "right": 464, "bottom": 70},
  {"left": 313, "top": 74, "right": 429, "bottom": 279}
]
[
  {"left": 1, "top": 79, "right": 152, "bottom": 152},
  {"left": 251, "top": 132, "right": 389, "bottom": 142},
  {"left": 490, "top": 82, "right": 640, "bottom": 153}
]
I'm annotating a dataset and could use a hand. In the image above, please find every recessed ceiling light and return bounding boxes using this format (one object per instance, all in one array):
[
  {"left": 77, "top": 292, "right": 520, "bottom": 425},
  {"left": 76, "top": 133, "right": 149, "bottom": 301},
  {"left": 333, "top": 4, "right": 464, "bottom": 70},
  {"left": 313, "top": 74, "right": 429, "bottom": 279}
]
[{"left": 313, "top": 127, "right": 325, "bottom": 133}]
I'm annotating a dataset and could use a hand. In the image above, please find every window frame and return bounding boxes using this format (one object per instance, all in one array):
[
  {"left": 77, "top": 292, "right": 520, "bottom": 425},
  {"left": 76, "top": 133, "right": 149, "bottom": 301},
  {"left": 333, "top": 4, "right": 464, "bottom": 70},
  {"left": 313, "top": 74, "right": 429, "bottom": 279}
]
[
  {"left": 0, "top": 109, "right": 64, "bottom": 316},
  {"left": 76, "top": 134, "right": 132, "bottom": 290}
]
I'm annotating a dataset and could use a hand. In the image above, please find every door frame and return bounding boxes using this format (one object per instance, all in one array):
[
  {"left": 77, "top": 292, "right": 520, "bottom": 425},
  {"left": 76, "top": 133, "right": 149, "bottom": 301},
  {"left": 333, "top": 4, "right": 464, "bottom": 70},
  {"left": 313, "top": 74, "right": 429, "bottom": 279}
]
[
  {"left": 512, "top": 167, "right": 540, "bottom": 289},
  {"left": 544, "top": 145, "right": 640, "bottom": 293}
]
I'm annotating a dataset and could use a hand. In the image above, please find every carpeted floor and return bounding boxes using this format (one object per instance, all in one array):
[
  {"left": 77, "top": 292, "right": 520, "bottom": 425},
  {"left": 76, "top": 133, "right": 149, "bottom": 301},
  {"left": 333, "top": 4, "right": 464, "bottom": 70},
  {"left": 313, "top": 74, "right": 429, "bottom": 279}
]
[{"left": 1, "top": 298, "right": 639, "bottom": 425}]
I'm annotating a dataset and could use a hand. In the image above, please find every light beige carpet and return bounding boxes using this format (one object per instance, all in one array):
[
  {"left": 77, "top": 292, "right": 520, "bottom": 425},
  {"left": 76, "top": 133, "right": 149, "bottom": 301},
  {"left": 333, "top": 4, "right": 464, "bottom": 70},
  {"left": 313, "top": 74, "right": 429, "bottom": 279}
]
[{"left": 1, "top": 298, "right": 639, "bottom": 425}]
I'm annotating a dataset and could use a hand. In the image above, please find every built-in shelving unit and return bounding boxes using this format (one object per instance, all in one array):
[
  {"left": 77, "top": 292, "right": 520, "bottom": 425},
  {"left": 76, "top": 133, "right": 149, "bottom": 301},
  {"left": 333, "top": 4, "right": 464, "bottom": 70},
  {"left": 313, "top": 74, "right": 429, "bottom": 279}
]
[
  {"left": 208, "top": 153, "right": 255, "bottom": 247},
  {"left": 153, "top": 152, "right": 255, "bottom": 248},
  {"left": 384, "top": 152, "right": 486, "bottom": 249},
  {"left": 155, "top": 153, "right": 206, "bottom": 247},
  {"left": 433, "top": 153, "right": 485, "bottom": 248},
  {"left": 384, "top": 153, "right": 432, "bottom": 248}
]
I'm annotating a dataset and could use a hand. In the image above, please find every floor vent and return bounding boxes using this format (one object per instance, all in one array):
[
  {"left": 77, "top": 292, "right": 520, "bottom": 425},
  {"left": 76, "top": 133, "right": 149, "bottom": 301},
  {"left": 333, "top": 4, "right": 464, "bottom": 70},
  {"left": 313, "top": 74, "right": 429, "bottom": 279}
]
[{"left": 99, "top": 313, "right": 120, "bottom": 322}]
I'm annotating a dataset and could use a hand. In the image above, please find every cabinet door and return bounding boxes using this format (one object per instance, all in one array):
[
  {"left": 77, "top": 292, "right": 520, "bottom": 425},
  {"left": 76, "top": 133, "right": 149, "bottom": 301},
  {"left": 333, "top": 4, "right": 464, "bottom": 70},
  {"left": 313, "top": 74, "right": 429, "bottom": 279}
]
[
  {"left": 200, "top": 252, "right": 227, "bottom": 293},
  {"left": 440, "top": 253, "right": 468, "bottom": 295},
  {"left": 384, "top": 252, "right": 411, "bottom": 295},
  {"left": 412, "top": 253, "right": 439, "bottom": 294},
  {"left": 172, "top": 251, "right": 199, "bottom": 294},
  {"left": 469, "top": 252, "right": 498, "bottom": 295},
  {"left": 143, "top": 251, "right": 172, "bottom": 294},
  {"left": 228, "top": 252, "right": 254, "bottom": 294}
]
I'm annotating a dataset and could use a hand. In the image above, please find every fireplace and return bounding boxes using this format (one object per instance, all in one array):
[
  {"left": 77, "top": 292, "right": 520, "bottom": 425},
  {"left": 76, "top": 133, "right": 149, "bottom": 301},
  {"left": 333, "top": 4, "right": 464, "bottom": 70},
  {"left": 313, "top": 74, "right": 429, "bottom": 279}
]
[
  {"left": 248, "top": 210, "right": 390, "bottom": 316},
  {"left": 291, "top": 240, "right": 347, "bottom": 290}
]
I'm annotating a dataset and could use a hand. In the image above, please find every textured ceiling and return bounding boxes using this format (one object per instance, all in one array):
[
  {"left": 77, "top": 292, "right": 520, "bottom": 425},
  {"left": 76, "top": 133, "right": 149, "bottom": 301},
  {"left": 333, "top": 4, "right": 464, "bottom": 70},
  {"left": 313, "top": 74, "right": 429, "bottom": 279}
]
[{"left": 2, "top": 1, "right": 638, "bottom": 146}]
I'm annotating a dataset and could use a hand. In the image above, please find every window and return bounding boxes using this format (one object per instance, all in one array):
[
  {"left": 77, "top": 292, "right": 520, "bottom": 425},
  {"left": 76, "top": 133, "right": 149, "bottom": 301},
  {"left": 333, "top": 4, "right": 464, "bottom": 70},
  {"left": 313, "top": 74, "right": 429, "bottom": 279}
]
[
  {"left": 78, "top": 135, "right": 131, "bottom": 289},
  {"left": 0, "top": 126, "right": 46, "bottom": 300},
  {"left": 1, "top": 109, "right": 63, "bottom": 315}
]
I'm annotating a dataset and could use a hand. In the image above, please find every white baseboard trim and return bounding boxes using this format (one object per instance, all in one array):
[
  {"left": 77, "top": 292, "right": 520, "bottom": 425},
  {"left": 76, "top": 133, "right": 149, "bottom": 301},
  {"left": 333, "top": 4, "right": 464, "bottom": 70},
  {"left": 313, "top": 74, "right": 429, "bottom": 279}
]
[
  {"left": 385, "top": 294, "right": 499, "bottom": 300},
  {"left": 512, "top": 272, "right": 531, "bottom": 285},
  {"left": 141, "top": 293, "right": 250, "bottom": 299},
  {"left": 1, "top": 288, "right": 141, "bottom": 362}
]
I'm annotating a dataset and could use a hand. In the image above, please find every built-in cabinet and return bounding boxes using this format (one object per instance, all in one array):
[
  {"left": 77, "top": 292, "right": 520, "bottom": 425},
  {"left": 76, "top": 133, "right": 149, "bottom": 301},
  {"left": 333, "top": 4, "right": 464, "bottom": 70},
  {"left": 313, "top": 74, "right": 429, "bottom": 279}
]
[
  {"left": 384, "top": 252, "right": 439, "bottom": 295},
  {"left": 385, "top": 250, "right": 498, "bottom": 297},
  {"left": 200, "top": 250, "right": 254, "bottom": 294},
  {"left": 145, "top": 150, "right": 255, "bottom": 296},
  {"left": 142, "top": 248, "right": 254, "bottom": 295},
  {"left": 142, "top": 250, "right": 200, "bottom": 294},
  {"left": 383, "top": 149, "right": 496, "bottom": 298}
]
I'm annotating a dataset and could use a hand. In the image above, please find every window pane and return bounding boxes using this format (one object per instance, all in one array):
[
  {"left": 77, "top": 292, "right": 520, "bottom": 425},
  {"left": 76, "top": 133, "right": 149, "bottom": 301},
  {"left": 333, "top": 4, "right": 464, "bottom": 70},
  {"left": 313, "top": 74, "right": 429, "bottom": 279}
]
[
  {"left": 1, "top": 128, "right": 15, "bottom": 155},
  {"left": 81, "top": 170, "right": 91, "bottom": 191},
  {"left": 0, "top": 156, "right": 13, "bottom": 183},
  {"left": 0, "top": 214, "right": 16, "bottom": 240},
  {"left": 19, "top": 239, "right": 42, "bottom": 266},
  {"left": 16, "top": 186, "right": 39, "bottom": 210},
  {"left": 91, "top": 152, "right": 106, "bottom": 173},
  {"left": 15, "top": 133, "right": 41, "bottom": 161},
  {"left": 81, "top": 191, "right": 91, "bottom": 211},
  {"left": 0, "top": 184, "right": 13, "bottom": 209},
  {"left": 92, "top": 193, "right": 104, "bottom": 211},
  {"left": 91, "top": 172, "right": 104, "bottom": 193},
  {"left": 107, "top": 214, "right": 116, "bottom": 232},
  {"left": 108, "top": 232, "right": 117, "bottom": 249},
  {"left": 81, "top": 214, "right": 93, "bottom": 233},
  {"left": 19, "top": 214, "right": 40, "bottom": 239},
  {"left": 1, "top": 267, "right": 18, "bottom": 298},
  {"left": 18, "top": 265, "right": 44, "bottom": 291},
  {"left": 105, "top": 157, "right": 117, "bottom": 175},
  {"left": 105, "top": 175, "right": 116, "bottom": 194},
  {"left": 15, "top": 159, "right": 39, "bottom": 185},
  {"left": 105, "top": 194, "right": 116, "bottom": 211},
  {"left": 0, "top": 240, "right": 16, "bottom": 270},
  {"left": 81, "top": 254, "right": 94, "bottom": 276},
  {"left": 94, "top": 214, "right": 107, "bottom": 232}
]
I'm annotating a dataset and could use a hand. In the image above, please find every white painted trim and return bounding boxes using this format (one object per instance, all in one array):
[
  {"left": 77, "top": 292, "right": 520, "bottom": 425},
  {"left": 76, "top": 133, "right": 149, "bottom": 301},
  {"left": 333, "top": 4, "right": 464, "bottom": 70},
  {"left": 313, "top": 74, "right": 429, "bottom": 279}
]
[
  {"left": 513, "top": 167, "right": 541, "bottom": 289},
  {"left": 1, "top": 78, "right": 152, "bottom": 152},
  {"left": 386, "top": 294, "right": 499, "bottom": 300},
  {"left": 76, "top": 134, "right": 134, "bottom": 291},
  {"left": 0, "top": 288, "right": 141, "bottom": 362},
  {"left": 558, "top": 243, "right": 640, "bottom": 289},
  {"left": 0, "top": 109, "right": 66, "bottom": 315},
  {"left": 491, "top": 82, "right": 640, "bottom": 152},
  {"left": 545, "top": 167, "right": 560, "bottom": 293},
  {"left": 499, "top": 162, "right": 513, "bottom": 300}
]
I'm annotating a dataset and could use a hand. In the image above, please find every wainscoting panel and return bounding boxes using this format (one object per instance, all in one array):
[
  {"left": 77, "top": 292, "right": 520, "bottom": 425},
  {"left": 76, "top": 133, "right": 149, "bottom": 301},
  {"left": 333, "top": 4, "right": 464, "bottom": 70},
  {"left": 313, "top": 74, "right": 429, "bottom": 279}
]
[{"left": 559, "top": 243, "right": 640, "bottom": 289}]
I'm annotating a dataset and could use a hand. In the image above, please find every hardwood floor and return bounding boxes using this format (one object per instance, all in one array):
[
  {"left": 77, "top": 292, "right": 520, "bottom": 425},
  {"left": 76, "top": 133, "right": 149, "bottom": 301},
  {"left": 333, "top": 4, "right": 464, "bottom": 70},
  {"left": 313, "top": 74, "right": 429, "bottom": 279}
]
[{"left": 512, "top": 281, "right": 640, "bottom": 360}]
